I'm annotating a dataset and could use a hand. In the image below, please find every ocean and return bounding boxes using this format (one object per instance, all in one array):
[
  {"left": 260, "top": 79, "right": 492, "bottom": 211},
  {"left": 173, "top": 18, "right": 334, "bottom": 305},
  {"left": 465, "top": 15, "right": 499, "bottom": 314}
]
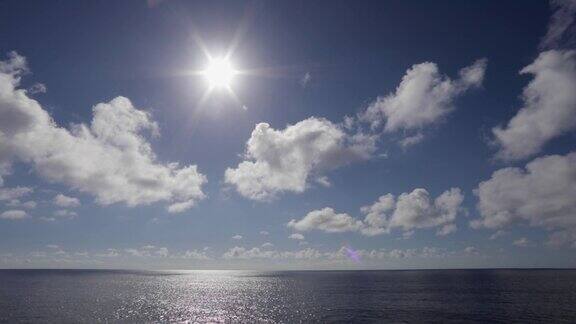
[{"left": 1, "top": 269, "right": 575, "bottom": 322}]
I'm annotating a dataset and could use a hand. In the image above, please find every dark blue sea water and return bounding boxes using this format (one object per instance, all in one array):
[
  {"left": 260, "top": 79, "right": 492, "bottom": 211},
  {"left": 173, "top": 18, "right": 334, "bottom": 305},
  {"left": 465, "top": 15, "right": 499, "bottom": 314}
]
[{"left": 1, "top": 269, "right": 576, "bottom": 323}]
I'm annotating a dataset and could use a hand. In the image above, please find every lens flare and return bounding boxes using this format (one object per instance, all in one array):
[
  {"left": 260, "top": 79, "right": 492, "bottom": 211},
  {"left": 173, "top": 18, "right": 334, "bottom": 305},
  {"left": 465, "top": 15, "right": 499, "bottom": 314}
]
[{"left": 344, "top": 246, "right": 361, "bottom": 263}]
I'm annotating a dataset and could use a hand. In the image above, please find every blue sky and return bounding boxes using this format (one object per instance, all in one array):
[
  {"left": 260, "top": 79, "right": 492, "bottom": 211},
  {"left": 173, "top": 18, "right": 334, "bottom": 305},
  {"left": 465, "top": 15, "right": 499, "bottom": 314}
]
[{"left": 1, "top": 0, "right": 576, "bottom": 269}]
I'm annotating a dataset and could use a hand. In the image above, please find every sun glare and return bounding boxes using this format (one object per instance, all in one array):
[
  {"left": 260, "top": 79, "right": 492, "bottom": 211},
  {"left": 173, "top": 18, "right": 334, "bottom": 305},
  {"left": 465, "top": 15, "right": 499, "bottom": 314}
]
[{"left": 202, "top": 57, "right": 236, "bottom": 89}]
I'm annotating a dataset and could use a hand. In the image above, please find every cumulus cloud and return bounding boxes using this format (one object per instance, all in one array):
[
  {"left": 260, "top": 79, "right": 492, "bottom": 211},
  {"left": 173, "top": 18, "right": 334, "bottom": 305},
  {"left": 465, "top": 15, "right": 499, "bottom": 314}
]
[
  {"left": 166, "top": 200, "right": 196, "bottom": 214},
  {"left": 288, "top": 207, "right": 364, "bottom": 233},
  {"left": 546, "top": 230, "right": 576, "bottom": 248},
  {"left": 28, "top": 83, "right": 46, "bottom": 95},
  {"left": 226, "top": 59, "right": 486, "bottom": 201},
  {"left": 489, "top": 230, "right": 506, "bottom": 240},
  {"left": 19, "top": 201, "right": 36, "bottom": 209},
  {"left": 288, "top": 188, "right": 463, "bottom": 237},
  {"left": 513, "top": 237, "right": 531, "bottom": 247},
  {"left": 223, "top": 246, "right": 325, "bottom": 260},
  {"left": 124, "top": 245, "right": 205, "bottom": 259},
  {"left": 223, "top": 246, "right": 278, "bottom": 260},
  {"left": 53, "top": 209, "right": 77, "bottom": 219},
  {"left": 1, "top": 186, "right": 35, "bottom": 209},
  {"left": 0, "top": 186, "right": 32, "bottom": 201},
  {"left": 0, "top": 209, "right": 27, "bottom": 220},
  {"left": 288, "top": 233, "right": 305, "bottom": 240},
  {"left": 181, "top": 249, "right": 211, "bottom": 260},
  {"left": 232, "top": 235, "right": 243, "bottom": 240},
  {"left": 3, "top": 247, "right": 212, "bottom": 266},
  {"left": 155, "top": 247, "right": 169, "bottom": 257},
  {"left": 436, "top": 223, "right": 457, "bottom": 236},
  {"left": 261, "top": 242, "right": 274, "bottom": 248},
  {"left": 361, "top": 188, "right": 464, "bottom": 236},
  {"left": 360, "top": 59, "right": 486, "bottom": 139},
  {"left": 125, "top": 248, "right": 148, "bottom": 257},
  {"left": 493, "top": 50, "right": 576, "bottom": 161},
  {"left": 3, "top": 245, "right": 462, "bottom": 267},
  {"left": 472, "top": 151, "right": 576, "bottom": 246},
  {"left": 225, "top": 117, "right": 375, "bottom": 200},
  {"left": 0, "top": 52, "right": 207, "bottom": 212},
  {"left": 95, "top": 249, "right": 120, "bottom": 258},
  {"left": 222, "top": 245, "right": 451, "bottom": 262},
  {"left": 53, "top": 194, "right": 80, "bottom": 208},
  {"left": 540, "top": 0, "right": 576, "bottom": 49}
]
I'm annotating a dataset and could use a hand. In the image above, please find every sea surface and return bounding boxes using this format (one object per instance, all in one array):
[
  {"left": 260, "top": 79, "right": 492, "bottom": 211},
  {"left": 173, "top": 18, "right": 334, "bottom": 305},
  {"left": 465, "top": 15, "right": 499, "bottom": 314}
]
[{"left": 1, "top": 269, "right": 576, "bottom": 323}]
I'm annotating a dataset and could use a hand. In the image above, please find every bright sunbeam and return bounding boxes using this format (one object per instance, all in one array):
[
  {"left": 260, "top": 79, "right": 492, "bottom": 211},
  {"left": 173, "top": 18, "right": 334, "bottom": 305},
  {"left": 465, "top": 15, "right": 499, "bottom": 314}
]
[{"left": 202, "top": 57, "right": 237, "bottom": 89}]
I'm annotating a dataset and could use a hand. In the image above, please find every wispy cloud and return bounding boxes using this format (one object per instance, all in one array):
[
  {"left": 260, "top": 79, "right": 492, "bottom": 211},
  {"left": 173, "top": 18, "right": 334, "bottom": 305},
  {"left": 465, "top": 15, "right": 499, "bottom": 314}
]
[{"left": 540, "top": 0, "right": 576, "bottom": 49}]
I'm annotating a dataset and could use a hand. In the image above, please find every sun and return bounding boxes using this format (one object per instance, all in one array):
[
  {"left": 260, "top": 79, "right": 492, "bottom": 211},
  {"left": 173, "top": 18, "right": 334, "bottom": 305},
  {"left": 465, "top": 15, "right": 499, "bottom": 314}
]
[
  {"left": 202, "top": 57, "right": 237, "bottom": 89},
  {"left": 190, "top": 48, "right": 245, "bottom": 109}
]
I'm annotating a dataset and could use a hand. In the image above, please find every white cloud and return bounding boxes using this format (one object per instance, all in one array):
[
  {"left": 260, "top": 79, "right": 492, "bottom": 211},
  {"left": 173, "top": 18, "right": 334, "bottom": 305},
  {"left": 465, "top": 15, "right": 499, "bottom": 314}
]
[
  {"left": 287, "top": 188, "right": 463, "bottom": 237},
  {"left": 226, "top": 58, "right": 485, "bottom": 201},
  {"left": 155, "top": 247, "right": 169, "bottom": 257},
  {"left": 401, "top": 230, "right": 415, "bottom": 239},
  {"left": 361, "top": 188, "right": 463, "bottom": 236},
  {"left": 0, "top": 209, "right": 27, "bottom": 220},
  {"left": 95, "top": 249, "right": 119, "bottom": 258},
  {"left": 472, "top": 151, "right": 576, "bottom": 247},
  {"left": 222, "top": 246, "right": 325, "bottom": 260},
  {"left": 361, "top": 59, "right": 486, "bottom": 139},
  {"left": 124, "top": 245, "right": 208, "bottom": 259},
  {"left": 232, "top": 235, "right": 243, "bottom": 240},
  {"left": 359, "top": 194, "right": 396, "bottom": 235},
  {"left": 222, "top": 245, "right": 451, "bottom": 262},
  {"left": 222, "top": 246, "right": 277, "bottom": 259},
  {"left": 53, "top": 194, "right": 80, "bottom": 208},
  {"left": 259, "top": 230, "right": 269, "bottom": 236},
  {"left": 181, "top": 249, "right": 210, "bottom": 260},
  {"left": 53, "top": 209, "right": 77, "bottom": 219},
  {"left": 166, "top": 200, "right": 196, "bottom": 213},
  {"left": 464, "top": 246, "right": 478, "bottom": 255},
  {"left": 540, "top": 0, "right": 576, "bottom": 49},
  {"left": 28, "top": 83, "right": 46, "bottom": 94},
  {"left": 261, "top": 242, "right": 274, "bottom": 248},
  {"left": 125, "top": 248, "right": 148, "bottom": 257},
  {"left": 489, "top": 230, "right": 506, "bottom": 240},
  {"left": 288, "top": 233, "right": 305, "bottom": 240},
  {"left": 20, "top": 201, "right": 36, "bottom": 209},
  {"left": 436, "top": 223, "right": 457, "bottom": 236},
  {"left": 493, "top": 50, "right": 576, "bottom": 161},
  {"left": 546, "top": 230, "right": 576, "bottom": 248},
  {"left": 513, "top": 237, "right": 531, "bottom": 247},
  {"left": 30, "top": 251, "right": 47, "bottom": 258},
  {"left": 0, "top": 52, "right": 207, "bottom": 212},
  {"left": 287, "top": 207, "right": 364, "bottom": 233},
  {"left": 315, "top": 176, "right": 331, "bottom": 187},
  {"left": 1, "top": 245, "right": 463, "bottom": 267},
  {"left": 0, "top": 186, "right": 33, "bottom": 201},
  {"left": 399, "top": 133, "right": 424, "bottom": 148},
  {"left": 6, "top": 199, "right": 36, "bottom": 209},
  {"left": 300, "top": 72, "right": 311, "bottom": 87},
  {"left": 279, "top": 248, "right": 324, "bottom": 260},
  {"left": 225, "top": 117, "right": 375, "bottom": 200}
]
